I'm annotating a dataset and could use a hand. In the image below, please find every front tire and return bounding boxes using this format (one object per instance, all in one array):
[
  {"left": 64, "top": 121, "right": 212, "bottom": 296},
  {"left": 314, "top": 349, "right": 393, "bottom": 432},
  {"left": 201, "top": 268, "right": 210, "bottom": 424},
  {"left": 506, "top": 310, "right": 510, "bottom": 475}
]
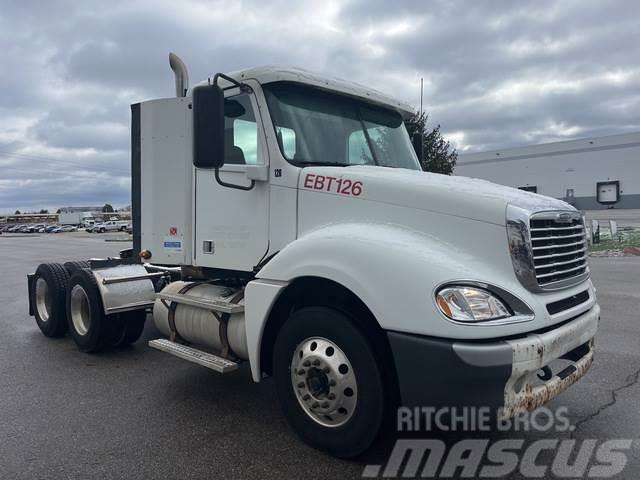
[{"left": 273, "top": 306, "right": 385, "bottom": 458}]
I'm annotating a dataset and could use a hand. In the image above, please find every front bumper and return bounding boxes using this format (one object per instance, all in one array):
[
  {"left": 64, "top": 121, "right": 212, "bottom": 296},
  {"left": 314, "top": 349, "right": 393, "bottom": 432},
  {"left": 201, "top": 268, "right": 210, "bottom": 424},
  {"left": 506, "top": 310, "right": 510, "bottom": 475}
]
[{"left": 388, "top": 303, "right": 599, "bottom": 416}]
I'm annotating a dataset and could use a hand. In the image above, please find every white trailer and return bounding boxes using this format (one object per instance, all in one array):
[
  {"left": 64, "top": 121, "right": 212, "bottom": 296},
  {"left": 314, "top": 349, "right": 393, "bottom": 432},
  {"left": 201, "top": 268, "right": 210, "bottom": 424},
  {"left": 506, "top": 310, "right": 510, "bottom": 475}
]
[
  {"left": 59, "top": 210, "right": 96, "bottom": 226},
  {"left": 27, "top": 54, "right": 599, "bottom": 458}
]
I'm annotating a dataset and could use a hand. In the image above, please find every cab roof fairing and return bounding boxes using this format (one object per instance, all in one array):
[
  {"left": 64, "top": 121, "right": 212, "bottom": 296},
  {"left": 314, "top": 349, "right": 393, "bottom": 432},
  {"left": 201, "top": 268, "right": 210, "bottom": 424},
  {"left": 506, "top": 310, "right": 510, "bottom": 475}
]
[{"left": 190, "top": 65, "right": 417, "bottom": 120}]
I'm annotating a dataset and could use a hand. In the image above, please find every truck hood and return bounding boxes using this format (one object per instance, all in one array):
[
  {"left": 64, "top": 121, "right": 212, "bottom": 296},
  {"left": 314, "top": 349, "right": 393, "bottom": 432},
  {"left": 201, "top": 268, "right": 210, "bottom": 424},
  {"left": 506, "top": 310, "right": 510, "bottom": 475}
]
[{"left": 299, "top": 165, "right": 575, "bottom": 225}]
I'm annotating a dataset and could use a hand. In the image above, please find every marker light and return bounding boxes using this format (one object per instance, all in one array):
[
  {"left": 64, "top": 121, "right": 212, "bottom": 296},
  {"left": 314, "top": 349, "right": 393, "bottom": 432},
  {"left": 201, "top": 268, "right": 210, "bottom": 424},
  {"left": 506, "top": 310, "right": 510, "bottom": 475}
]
[
  {"left": 436, "top": 286, "right": 511, "bottom": 323},
  {"left": 139, "top": 249, "right": 152, "bottom": 260}
]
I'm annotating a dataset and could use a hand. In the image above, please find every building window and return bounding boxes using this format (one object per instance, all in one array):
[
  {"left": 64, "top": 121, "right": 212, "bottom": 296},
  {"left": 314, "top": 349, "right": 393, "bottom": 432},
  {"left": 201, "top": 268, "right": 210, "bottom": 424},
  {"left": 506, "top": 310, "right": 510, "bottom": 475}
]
[
  {"left": 518, "top": 185, "right": 538, "bottom": 193},
  {"left": 596, "top": 181, "right": 620, "bottom": 205}
]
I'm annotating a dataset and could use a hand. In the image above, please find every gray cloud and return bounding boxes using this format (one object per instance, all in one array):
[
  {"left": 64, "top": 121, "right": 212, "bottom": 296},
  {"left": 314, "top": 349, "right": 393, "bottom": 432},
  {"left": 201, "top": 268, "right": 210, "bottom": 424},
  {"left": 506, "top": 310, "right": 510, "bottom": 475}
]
[{"left": 0, "top": 0, "right": 638, "bottom": 212}]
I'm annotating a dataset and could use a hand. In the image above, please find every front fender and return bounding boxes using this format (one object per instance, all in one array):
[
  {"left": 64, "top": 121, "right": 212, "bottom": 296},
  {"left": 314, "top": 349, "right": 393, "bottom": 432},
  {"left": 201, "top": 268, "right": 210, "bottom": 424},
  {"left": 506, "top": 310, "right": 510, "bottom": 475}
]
[{"left": 257, "top": 222, "right": 512, "bottom": 338}]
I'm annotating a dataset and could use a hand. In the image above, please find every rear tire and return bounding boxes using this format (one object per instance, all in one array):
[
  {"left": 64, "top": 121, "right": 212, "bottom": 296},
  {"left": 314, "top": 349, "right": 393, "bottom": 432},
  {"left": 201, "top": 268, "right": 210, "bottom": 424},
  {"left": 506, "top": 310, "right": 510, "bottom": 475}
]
[
  {"left": 66, "top": 269, "right": 112, "bottom": 353},
  {"left": 273, "top": 306, "right": 385, "bottom": 458},
  {"left": 31, "top": 263, "right": 70, "bottom": 337},
  {"left": 63, "top": 260, "right": 90, "bottom": 276},
  {"left": 110, "top": 310, "right": 147, "bottom": 347}
]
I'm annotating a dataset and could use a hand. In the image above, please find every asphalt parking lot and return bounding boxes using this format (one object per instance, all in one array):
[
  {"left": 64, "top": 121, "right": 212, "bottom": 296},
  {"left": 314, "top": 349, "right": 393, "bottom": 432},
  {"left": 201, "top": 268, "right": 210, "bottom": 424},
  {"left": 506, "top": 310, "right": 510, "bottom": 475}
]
[{"left": 1, "top": 233, "right": 639, "bottom": 479}]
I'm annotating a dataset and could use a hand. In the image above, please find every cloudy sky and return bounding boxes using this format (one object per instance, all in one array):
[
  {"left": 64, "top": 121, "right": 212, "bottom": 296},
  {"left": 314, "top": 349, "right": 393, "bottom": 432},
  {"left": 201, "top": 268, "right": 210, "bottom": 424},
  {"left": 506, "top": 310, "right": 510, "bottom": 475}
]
[{"left": 1, "top": 0, "right": 638, "bottom": 213}]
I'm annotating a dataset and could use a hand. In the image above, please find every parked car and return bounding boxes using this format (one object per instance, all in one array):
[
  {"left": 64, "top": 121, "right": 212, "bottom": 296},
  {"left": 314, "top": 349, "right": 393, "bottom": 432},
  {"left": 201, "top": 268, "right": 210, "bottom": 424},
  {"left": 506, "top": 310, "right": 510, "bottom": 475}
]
[
  {"left": 27, "top": 224, "right": 46, "bottom": 233},
  {"left": 92, "top": 221, "right": 122, "bottom": 233},
  {"left": 50, "top": 226, "right": 75, "bottom": 233},
  {"left": 44, "top": 225, "right": 60, "bottom": 233},
  {"left": 29, "top": 223, "right": 47, "bottom": 233}
]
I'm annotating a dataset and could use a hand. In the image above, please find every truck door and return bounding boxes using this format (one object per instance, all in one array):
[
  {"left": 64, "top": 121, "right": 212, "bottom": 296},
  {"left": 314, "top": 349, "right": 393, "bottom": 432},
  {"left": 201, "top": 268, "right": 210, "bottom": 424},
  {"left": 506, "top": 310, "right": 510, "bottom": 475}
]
[{"left": 194, "top": 89, "right": 269, "bottom": 271}]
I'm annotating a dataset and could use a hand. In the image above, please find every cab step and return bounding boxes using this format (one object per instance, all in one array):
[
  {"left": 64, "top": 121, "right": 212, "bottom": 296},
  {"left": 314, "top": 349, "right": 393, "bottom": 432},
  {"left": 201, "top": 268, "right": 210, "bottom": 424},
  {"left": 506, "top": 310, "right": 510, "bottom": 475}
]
[{"left": 148, "top": 339, "right": 239, "bottom": 373}]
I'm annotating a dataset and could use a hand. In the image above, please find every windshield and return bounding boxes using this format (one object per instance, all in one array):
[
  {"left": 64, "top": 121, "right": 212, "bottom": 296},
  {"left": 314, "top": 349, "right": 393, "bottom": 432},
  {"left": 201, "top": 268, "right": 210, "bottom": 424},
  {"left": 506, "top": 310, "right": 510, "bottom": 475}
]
[{"left": 263, "top": 82, "right": 421, "bottom": 170}]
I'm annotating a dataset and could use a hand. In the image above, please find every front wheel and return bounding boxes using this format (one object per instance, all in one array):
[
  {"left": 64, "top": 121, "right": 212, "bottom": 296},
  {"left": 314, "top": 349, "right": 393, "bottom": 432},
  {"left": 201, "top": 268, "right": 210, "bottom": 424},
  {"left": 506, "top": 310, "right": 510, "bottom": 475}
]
[{"left": 273, "top": 306, "right": 386, "bottom": 458}]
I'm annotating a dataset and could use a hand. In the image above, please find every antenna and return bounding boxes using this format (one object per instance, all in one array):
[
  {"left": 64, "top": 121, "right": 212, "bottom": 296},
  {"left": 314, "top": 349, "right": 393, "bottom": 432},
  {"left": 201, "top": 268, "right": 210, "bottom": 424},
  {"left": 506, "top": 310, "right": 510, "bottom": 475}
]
[
  {"left": 414, "top": 77, "right": 425, "bottom": 164},
  {"left": 420, "top": 77, "right": 424, "bottom": 120}
]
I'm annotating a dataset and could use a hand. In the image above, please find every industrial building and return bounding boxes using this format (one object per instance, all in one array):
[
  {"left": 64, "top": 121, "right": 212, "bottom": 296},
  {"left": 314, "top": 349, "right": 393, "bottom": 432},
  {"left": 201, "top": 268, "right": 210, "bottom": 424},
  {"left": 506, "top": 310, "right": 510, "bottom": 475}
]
[
  {"left": 1, "top": 207, "right": 130, "bottom": 226},
  {"left": 455, "top": 132, "right": 640, "bottom": 210}
]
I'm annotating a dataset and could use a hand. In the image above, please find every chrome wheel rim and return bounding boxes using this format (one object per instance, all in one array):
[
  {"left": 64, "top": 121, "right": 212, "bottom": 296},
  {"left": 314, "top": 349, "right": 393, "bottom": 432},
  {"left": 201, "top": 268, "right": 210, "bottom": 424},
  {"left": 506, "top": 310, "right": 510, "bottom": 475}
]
[
  {"left": 70, "top": 284, "right": 91, "bottom": 336},
  {"left": 35, "top": 277, "right": 53, "bottom": 322},
  {"left": 290, "top": 337, "right": 358, "bottom": 428}
]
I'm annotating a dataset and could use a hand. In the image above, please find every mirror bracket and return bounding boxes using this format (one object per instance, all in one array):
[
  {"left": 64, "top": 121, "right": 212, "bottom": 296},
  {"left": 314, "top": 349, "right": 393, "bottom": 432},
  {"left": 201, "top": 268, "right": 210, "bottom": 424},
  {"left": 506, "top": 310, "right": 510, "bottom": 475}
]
[
  {"left": 211, "top": 73, "right": 253, "bottom": 94},
  {"left": 193, "top": 73, "right": 257, "bottom": 191},
  {"left": 245, "top": 165, "right": 269, "bottom": 182}
]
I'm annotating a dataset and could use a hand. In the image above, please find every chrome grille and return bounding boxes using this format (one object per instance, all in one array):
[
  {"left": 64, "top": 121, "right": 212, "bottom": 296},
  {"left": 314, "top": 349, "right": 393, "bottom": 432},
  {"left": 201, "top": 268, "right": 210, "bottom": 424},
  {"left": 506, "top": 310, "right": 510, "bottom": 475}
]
[{"left": 529, "top": 212, "right": 589, "bottom": 289}]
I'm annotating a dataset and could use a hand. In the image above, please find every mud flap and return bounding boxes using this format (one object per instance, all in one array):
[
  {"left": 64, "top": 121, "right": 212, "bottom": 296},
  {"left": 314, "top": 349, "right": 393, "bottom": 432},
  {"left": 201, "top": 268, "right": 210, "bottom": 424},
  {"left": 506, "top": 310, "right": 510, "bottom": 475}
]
[{"left": 27, "top": 273, "right": 35, "bottom": 316}]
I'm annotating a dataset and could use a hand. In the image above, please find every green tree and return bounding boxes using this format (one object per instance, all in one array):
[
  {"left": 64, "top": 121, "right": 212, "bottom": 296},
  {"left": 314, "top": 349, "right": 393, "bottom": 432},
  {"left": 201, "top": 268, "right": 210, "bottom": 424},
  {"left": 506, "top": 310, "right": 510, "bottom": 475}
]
[
  {"left": 39, "top": 209, "right": 49, "bottom": 214},
  {"left": 14, "top": 210, "right": 20, "bottom": 215},
  {"left": 102, "top": 204, "right": 114, "bottom": 213},
  {"left": 405, "top": 112, "right": 457, "bottom": 175}
]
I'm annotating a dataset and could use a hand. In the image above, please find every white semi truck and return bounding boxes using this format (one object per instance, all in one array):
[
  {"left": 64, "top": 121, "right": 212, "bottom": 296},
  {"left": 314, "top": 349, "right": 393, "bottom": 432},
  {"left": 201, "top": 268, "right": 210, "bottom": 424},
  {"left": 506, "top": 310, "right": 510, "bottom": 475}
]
[{"left": 27, "top": 53, "right": 599, "bottom": 458}]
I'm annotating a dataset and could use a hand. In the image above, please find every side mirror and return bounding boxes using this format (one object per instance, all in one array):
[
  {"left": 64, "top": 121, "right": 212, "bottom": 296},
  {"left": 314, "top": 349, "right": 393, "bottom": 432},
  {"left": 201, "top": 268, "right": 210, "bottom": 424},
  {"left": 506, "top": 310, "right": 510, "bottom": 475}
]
[{"left": 193, "top": 84, "right": 225, "bottom": 169}]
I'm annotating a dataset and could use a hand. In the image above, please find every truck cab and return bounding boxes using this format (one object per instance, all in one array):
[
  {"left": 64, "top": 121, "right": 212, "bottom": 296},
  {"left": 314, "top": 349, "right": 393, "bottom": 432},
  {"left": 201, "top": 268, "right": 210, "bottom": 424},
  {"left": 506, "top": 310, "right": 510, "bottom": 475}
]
[{"left": 28, "top": 54, "right": 599, "bottom": 458}]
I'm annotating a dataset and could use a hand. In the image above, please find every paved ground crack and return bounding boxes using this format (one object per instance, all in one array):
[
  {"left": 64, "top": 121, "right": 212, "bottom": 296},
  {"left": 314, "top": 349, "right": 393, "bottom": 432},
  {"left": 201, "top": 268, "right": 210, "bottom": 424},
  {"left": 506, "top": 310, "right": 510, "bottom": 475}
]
[{"left": 571, "top": 366, "right": 640, "bottom": 437}]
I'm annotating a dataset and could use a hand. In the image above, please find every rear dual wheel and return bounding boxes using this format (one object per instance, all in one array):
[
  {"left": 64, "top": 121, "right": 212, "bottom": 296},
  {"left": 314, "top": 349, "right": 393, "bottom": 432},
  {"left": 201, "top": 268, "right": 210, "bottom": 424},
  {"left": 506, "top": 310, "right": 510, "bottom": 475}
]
[
  {"left": 31, "top": 263, "right": 70, "bottom": 337},
  {"left": 66, "top": 269, "right": 146, "bottom": 352},
  {"left": 66, "top": 269, "right": 111, "bottom": 352},
  {"left": 109, "top": 310, "right": 147, "bottom": 347},
  {"left": 63, "top": 260, "right": 90, "bottom": 275}
]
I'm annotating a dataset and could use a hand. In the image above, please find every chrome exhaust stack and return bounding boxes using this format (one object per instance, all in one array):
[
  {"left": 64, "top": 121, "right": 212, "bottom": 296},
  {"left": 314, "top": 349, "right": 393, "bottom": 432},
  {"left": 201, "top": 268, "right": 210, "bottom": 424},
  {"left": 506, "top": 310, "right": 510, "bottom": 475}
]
[{"left": 169, "top": 52, "right": 189, "bottom": 97}]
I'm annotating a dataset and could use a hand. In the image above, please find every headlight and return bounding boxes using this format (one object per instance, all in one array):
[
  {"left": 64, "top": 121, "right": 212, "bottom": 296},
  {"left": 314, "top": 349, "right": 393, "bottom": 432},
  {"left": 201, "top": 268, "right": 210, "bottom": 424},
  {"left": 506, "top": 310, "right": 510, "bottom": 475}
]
[
  {"left": 436, "top": 286, "right": 511, "bottom": 322},
  {"left": 506, "top": 204, "right": 538, "bottom": 292}
]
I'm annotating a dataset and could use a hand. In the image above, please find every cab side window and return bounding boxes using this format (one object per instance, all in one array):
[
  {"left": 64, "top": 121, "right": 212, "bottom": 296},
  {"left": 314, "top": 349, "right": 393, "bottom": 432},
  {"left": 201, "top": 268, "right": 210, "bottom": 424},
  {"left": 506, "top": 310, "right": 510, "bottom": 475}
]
[{"left": 224, "top": 94, "right": 258, "bottom": 165}]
